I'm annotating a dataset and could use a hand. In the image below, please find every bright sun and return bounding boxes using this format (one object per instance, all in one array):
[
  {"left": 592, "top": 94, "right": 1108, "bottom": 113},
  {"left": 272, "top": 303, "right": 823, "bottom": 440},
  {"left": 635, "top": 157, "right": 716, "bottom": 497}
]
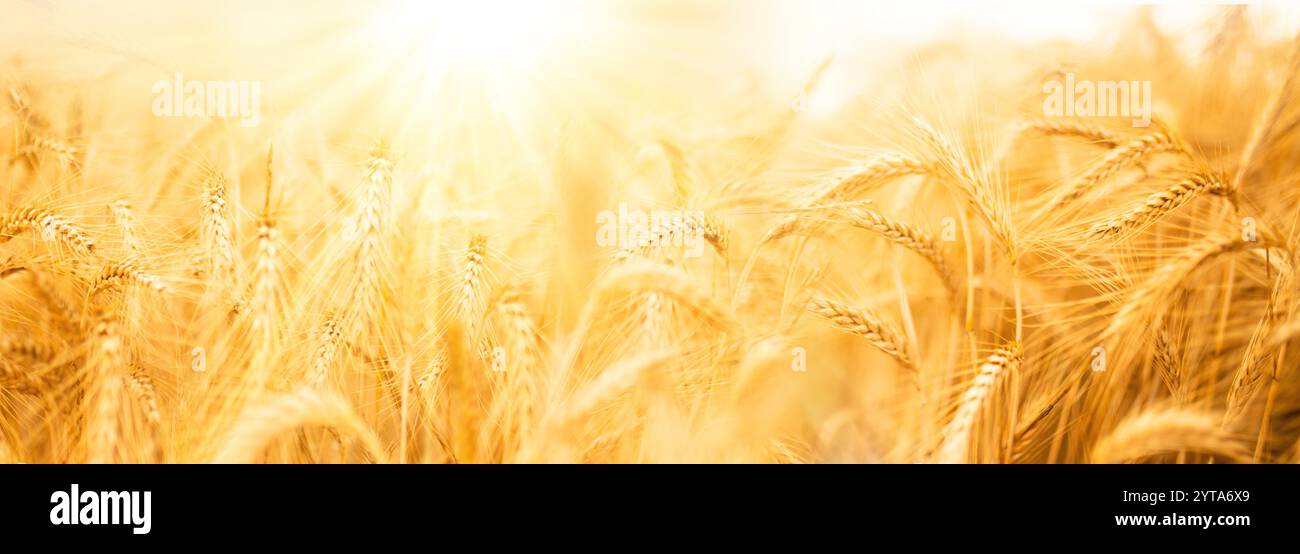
[{"left": 367, "top": 0, "right": 587, "bottom": 74}]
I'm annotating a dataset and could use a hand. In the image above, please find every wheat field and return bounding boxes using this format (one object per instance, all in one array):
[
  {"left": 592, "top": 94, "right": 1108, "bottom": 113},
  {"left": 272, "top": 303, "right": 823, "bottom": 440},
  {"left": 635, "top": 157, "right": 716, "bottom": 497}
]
[{"left": 1, "top": 1, "right": 1300, "bottom": 464}]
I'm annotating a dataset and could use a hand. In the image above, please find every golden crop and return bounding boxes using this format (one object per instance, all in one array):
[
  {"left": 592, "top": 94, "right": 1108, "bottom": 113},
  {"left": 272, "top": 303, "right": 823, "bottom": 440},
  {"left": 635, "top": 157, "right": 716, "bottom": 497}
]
[{"left": 1, "top": 2, "right": 1299, "bottom": 463}]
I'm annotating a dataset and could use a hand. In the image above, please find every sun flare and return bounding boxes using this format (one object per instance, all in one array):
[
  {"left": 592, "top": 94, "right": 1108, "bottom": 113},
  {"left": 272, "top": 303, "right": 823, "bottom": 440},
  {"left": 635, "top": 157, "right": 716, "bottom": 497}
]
[{"left": 366, "top": 0, "right": 588, "bottom": 75}]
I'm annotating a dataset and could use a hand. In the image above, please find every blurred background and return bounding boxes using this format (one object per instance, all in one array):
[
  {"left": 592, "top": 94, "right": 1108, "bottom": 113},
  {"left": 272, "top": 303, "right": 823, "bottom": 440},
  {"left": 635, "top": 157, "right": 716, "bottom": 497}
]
[{"left": 5, "top": 1, "right": 1299, "bottom": 129}]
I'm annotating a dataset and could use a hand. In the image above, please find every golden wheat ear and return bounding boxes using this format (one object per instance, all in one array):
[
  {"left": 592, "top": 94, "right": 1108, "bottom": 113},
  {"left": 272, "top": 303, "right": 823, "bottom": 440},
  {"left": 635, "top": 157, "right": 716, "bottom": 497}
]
[
  {"left": 913, "top": 118, "right": 1018, "bottom": 261},
  {"left": 1039, "top": 130, "right": 1186, "bottom": 217},
  {"left": 309, "top": 316, "right": 343, "bottom": 388},
  {"left": 807, "top": 294, "right": 915, "bottom": 374},
  {"left": 88, "top": 259, "right": 170, "bottom": 300},
  {"left": 0, "top": 208, "right": 96, "bottom": 255},
  {"left": 755, "top": 153, "right": 929, "bottom": 252},
  {"left": 1087, "top": 172, "right": 1232, "bottom": 240},
  {"left": 1019, "top": 119, "right": 1123, "bottom": 148},
  {"left": 934, "top": 343, "right": 1022, "bottom": 464},
  {"left": 199, "top": 169, "right": 238, "bottom": 288},
  {"left": 835, "top": 206, "right": 959, "bottom": 296},
  {"left": 811, "top": 154, "right": 932, "bottom": 205},
  {"left": 341, "top": 140, "right": 397, "bottom": 335},
  {"left": 459, "top": 233, "right": 489, "bottom": 334}
]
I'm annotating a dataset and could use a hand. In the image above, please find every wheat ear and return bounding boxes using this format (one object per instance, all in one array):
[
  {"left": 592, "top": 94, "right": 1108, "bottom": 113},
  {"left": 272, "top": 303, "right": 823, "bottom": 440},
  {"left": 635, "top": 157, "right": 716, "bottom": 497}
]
[
  {"left": 19, "top": 134, "right": 79, "bottom": 169},
  {"left": 914, "top": 119, "right": 1017, "bottom": 260},
  {"left": 1088, "top": 172, "right": 1230, "bottom": 239},
  {"left": 347, "top": 141, "right": 394, "bottom": 327},
  {"left": 615, "top": 212, "right": 728, "bottom": 261},
  {"left": 89, "top": 259, "right": 169, "bottom": 298},
  {"left": 0, "top": 335, "right": 60, "bottom": 394},
  {"left": 808, "top": 295, "right": 915, "bottom": 373},
  {"left": 459, "top": 234, "right": 489, "bottom": 334},
  {"left": 200, "top": 169, "right": 237, "bottom": 286},
  {"left": 812, "top": 154, "right": 931, "bottom": 204},
  {"left": 839, "top": 206, "right": 958, "bottom": 295},
  {"left": 1020, "top": 119, "right": 1122, "bottom": 147},
  {"left": 1152, "top": 321, "right": 1184, "bottom": 403},
  {"left": 127, "top": 364, "right": 161, "bottom": 425},
  {"left": 1045, "top": 130, "right": 1185, "bottom": 212},
  {"left": 249, "top": 148, "right": 282, "bottom": 333},
  {"left": 84, "top": 312, "right": 125, "bottom": 463},
  {"left": 109, "top": 200, "right": 140, "bottom": 255},
  {"left": 248, "top": 218, "right": 281, "bottom": 334},
  {"left": 935, "top": 344, "right": 1022, "bottom": 464},
  {"left": 309, "top": 317, "right": 342, "bottom": 387},
  {"left": 0, "top": 208, "right": 95, "bottom": 255}
]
